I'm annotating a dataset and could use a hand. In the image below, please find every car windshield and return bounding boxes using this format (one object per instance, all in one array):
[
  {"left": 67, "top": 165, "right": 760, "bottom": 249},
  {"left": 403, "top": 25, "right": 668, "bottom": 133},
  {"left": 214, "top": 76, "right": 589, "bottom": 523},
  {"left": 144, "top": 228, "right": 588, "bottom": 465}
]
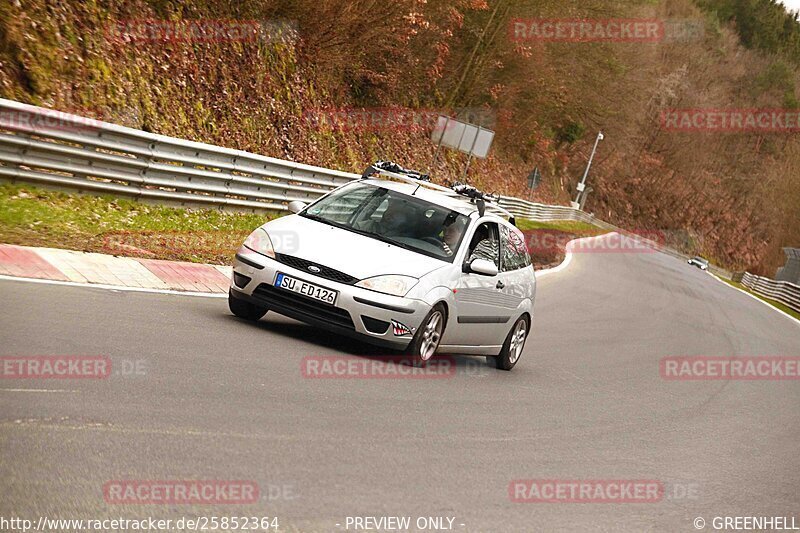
[
  {"left": 299, "top": 182, "right": 470, "bottom": 262},
  {"left": 693, "top": 257, "right": 709, "bottom": 264}
]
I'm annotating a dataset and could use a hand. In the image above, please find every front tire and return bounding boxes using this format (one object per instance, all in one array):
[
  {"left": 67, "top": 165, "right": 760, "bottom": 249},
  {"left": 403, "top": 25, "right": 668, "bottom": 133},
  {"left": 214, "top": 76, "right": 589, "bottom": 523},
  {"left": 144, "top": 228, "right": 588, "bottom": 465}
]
[
  {"left": 405, "top": 304, "right": 446, "bottom": 366},
  {"left": 228, "top": 290, "right": 268, "bottom": 321},
  {"left": 491, "top": 315, "right": 529, "bottom": 371}
]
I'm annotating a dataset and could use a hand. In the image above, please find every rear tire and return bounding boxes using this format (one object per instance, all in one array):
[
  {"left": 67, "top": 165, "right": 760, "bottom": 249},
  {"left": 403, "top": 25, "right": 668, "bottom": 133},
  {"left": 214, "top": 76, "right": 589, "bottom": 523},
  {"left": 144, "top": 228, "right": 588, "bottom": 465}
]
[
  {"left": 228, "top": 290, "right": 268, "bottom": 321},
  {"left": 405, "top": 304, "right": 446, "bottom": 366},
  {"left": 491, "top": 315, "right": 529, "bottom": 371}
]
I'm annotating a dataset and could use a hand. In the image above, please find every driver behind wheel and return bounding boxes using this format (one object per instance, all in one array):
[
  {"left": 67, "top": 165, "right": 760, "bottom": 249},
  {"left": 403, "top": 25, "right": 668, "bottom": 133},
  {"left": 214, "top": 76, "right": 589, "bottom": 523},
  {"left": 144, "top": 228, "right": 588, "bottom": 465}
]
[
  {"left": 380, "top": 199, "right": 411, "bottom": 236},
  {"left": 441, "top": 214, "right": 467, "bottom": 256},
  {"left": 355, "top": 197, "right": 412, "bottom": 237},
  {"left": 467, "top": 224, "right": 499, "bottom": 267}
]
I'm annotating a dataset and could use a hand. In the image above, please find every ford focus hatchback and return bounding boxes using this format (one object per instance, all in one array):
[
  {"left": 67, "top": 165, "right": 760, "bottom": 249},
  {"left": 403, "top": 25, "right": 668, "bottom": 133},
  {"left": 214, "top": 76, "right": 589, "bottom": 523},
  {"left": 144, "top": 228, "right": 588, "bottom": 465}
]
[{"left": 228, "top": 163, "right": 536, "bottom": 370}]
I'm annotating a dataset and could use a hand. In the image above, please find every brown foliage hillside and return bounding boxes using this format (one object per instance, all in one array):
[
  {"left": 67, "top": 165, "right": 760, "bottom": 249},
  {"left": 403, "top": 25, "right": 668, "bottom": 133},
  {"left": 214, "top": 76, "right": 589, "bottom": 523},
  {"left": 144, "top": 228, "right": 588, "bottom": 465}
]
[{"left": 0, "top": 0, "right": 798, "bottom": 274}]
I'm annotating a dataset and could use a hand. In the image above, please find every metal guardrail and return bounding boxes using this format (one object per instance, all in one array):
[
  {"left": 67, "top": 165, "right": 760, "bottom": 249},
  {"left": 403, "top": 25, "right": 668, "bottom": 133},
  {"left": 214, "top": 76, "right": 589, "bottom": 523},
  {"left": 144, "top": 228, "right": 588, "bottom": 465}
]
[
  {"left": 741, "top": 272, "right": 800, "bottom": 313},
  {"left": 0, "top": 100, "right": 564, "bottom": 223},
  {"left": 0, "top": 98, "right": 729, "bottom": 276},
  {"left": 497, "top": 195, "right": 588, "bottom": 222},
  {"left": 0, "top": 99, "right": 357, "bottom": 212},
  {"left": 499, "top": 194, "right": 732, "bottom": 278},
  {"left": 0, "top": 98, "right": 607, "bottom": 221}
]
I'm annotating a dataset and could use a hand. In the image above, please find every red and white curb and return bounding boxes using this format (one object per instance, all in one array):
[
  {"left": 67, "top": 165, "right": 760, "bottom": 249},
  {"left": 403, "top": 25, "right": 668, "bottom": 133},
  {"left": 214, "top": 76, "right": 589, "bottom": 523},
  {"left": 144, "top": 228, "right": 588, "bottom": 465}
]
[
  {"left": 0, "top": 234, "right": 609, "bottom": 297},
  {"left": 0, "top": 244, "right": 231, "bottom": 297},
  {"left": 5, "top": 235, "right": 790, "bottom": 328},
  {"left": 535, "top": 232, "right": 614, "bottom": 277}
]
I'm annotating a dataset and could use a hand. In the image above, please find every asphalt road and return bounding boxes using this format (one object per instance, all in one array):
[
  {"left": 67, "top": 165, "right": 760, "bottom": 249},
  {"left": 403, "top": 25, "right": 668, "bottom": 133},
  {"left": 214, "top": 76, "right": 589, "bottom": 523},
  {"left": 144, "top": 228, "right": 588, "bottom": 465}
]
[{"left": 1, "top": 235, "right": 799, "bottom": 532}]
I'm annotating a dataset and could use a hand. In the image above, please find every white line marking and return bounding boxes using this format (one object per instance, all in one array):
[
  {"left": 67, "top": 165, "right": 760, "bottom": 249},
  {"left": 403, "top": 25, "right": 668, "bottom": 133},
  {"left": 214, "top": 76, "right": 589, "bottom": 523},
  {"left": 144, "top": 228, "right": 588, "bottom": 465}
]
[
  {"left": 535, "top": 248, "right": 573, "bottom": 277},
  {"left": 710, "top": 273, "right": 800, "bottom": 328},
  {"left": 0, "top": 274, "right": 227, "bottom": 298},
  {"left": 532, "top": 231, "right": 800, "bottom": 327},
  {"left": 535, "top": 232, "right": 614, "bottom": 277}
]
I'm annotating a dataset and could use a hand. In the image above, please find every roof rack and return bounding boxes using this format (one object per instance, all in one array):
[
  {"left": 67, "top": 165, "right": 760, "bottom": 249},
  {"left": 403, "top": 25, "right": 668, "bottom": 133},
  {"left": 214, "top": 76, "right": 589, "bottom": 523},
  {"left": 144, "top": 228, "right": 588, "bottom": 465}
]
[
  {"left": 360, "top": 161, "right": 516, "bottom": 224},
  {"left": 448, "top": 182, "right": 515, "bottom": 222},
  {"left": 361, "top": 160, "right": 463, "bottom": 196},
  {"left": 361, "top": 160, "right": 431, "bottom": 182}
]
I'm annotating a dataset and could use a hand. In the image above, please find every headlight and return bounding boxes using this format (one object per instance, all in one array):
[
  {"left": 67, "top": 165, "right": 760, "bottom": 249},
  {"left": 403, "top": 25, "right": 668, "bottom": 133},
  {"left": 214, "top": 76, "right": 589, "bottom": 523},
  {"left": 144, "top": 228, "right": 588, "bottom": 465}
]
[
  {"left": 243, "top": 228, "right": 275, "bottom": 258},
  {"left": 355, "top": 275, "right": 418, "bottom": 297}
]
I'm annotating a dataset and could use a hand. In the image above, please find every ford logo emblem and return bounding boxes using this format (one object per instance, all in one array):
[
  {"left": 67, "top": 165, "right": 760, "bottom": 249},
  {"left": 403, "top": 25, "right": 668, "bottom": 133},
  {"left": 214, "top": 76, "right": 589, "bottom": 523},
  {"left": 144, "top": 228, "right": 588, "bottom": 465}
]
[{"left": 308, "top": 265, "right": 321, "bottom": 273}]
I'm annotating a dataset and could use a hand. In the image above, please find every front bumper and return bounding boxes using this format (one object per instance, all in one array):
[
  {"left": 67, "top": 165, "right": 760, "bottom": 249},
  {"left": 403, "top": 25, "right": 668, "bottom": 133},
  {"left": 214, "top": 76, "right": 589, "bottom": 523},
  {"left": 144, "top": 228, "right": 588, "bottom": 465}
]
[{"left": 230, "top": 249, "right": 431, "bottom": 350}]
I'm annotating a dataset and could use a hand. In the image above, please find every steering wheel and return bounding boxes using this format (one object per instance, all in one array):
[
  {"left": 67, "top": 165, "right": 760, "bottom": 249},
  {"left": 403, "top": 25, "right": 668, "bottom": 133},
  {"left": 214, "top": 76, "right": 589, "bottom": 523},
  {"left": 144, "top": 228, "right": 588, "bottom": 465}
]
[{"left": 421, "top": 236, "right": 443, "bottom": 246}]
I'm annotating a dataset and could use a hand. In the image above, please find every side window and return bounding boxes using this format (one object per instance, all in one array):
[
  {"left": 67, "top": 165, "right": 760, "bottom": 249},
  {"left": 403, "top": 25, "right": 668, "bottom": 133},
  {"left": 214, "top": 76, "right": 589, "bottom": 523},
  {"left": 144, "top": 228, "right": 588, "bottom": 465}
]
[
  {"left": 500, "top": 225, "right": 531, "bottom": 271},
  {"left": 519, "top": 234, "right": 532, "bottom": 267},
  {"left": 467, "top": 222, "right": 500, "bottom": 269},
  {"left": 520, "top": 232, "right": 532, "bottom": 267}
]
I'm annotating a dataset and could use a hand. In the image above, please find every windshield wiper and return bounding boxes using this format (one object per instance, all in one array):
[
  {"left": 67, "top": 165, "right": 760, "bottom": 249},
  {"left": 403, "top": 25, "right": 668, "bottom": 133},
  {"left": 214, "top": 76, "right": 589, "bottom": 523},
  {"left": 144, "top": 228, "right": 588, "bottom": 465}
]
[
  {"left": 300, "top": 212, "right": 355, "bottom": 231},
  {"left": 299, "top": 212, "right": 330, "bottom": 224}
]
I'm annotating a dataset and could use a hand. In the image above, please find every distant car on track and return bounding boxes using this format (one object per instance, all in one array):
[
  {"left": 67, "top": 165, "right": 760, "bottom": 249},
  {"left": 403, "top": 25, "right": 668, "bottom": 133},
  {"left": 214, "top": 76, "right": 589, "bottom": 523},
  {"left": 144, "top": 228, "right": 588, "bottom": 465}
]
[
  {"left": 228, "top": 161, "right": 536, "bottom": 370},
  {"left": 687, "top": 256, "right": 709, "bottom": 270}
]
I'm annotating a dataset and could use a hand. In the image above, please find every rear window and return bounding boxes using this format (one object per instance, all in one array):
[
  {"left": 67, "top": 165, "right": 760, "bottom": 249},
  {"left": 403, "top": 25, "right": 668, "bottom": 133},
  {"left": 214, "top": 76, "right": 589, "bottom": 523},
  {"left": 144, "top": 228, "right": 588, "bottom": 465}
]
[{"left": 500, "top": 225, "right": 531, "bottom": 271}]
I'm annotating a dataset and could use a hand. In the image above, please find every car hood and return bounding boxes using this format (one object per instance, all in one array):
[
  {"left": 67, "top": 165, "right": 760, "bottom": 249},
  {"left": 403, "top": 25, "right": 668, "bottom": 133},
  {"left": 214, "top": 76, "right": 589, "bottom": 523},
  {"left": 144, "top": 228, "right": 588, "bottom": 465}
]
[{"left": 261, "top": 214, "right": 448, "bottom": 280}]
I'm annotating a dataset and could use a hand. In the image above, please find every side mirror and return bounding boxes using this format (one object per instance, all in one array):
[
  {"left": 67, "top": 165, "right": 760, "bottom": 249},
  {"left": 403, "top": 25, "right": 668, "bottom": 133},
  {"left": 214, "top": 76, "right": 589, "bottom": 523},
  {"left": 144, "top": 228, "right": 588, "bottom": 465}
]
[
  {"left": 288, "top": 201, "right": 307, "bottom": 214},
  {"left": 469, "top": 258, "right": 498, "bottom": 277}
]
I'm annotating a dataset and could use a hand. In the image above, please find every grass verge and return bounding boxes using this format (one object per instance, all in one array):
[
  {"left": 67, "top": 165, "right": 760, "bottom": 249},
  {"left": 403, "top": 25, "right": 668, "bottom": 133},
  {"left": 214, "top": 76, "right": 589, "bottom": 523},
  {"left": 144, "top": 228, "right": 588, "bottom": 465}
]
[
  {"left": 0, "top": 183, "right": 277, "bottom": 264},
  {"left": 514, "top": 219, "right": 605, "bottom": 235},
  {"left": 0, "top": 183, "right": 611, "bottom": 270},
  {"left": 718, "top": 277, "right": 800, "bottom": 321},
  {"left": 516, "top": 218, "right": 606, "bottom": 269}
]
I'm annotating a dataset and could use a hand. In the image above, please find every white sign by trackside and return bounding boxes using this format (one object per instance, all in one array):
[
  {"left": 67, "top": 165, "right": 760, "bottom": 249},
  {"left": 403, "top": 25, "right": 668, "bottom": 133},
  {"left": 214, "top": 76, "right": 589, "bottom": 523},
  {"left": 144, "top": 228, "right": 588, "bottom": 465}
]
[{"left": 431, "top": 116, "right": 494, "bottom": 159}]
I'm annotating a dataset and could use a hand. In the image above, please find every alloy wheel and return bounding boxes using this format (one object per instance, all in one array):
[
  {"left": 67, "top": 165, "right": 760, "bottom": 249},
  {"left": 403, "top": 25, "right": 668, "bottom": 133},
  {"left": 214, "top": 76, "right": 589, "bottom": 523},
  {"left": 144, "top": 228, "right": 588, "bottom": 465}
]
[
  {"left": 419, "top": 311, "right": 443, "bottom": 361},
  {"left": 508, "top": 319, "right": 527, "bottom": 364}
]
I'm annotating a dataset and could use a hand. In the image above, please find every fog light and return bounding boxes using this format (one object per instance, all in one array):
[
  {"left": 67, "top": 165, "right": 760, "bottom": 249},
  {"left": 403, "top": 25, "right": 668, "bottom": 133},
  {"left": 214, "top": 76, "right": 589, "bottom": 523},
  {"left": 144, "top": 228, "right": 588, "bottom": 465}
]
[{"left": 233, "top": 272, "right": 252, "bottom": 288}]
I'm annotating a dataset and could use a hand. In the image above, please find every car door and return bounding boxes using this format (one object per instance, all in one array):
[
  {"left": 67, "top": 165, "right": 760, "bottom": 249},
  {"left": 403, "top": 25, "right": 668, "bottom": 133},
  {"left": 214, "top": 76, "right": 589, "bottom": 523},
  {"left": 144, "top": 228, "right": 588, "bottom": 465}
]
[{"left": 450, "top": 221, "right": 514, "bottom": 346}]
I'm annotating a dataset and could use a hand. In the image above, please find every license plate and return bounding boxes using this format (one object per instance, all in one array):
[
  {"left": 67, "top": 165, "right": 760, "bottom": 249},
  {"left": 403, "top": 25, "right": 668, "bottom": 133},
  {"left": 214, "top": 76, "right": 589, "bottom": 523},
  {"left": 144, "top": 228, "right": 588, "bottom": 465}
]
[{"left": 274, "top": 272, "right": 338, "bottom": 305}]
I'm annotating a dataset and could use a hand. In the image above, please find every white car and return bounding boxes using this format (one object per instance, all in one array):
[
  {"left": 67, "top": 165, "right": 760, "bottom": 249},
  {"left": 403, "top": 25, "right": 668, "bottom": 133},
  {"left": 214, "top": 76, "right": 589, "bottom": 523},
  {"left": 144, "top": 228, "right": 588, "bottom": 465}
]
[
  {"left": 687, "top": 256, "right": 709, "bottom": 271},
  {"left": 228, "top": 162, "right": 536, "bottom": 370}
]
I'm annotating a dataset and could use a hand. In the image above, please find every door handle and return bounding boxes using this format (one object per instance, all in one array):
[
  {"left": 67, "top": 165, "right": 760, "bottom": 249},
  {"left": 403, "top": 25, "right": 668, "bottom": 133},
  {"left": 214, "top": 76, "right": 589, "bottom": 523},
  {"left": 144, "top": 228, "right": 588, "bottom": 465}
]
[{"left": 496, "top": 280, "right": 505, "bottom": 289}]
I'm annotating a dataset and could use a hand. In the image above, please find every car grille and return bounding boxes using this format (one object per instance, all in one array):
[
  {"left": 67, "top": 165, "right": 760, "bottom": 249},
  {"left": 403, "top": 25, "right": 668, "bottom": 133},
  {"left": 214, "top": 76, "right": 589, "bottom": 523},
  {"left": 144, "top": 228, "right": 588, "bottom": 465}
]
[
  {"left": 274, "top": 253, "right": 358, "bottom": 285},
  {"left": 252, "top": 283, "right": 355, "bottom": 330}
]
